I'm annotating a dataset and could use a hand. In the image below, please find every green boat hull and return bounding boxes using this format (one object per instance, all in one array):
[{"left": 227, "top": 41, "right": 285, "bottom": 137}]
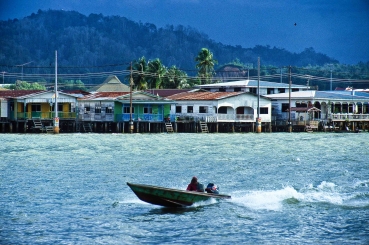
[{"left": 127, "top": 182, "right": 231, "bottom": 207}]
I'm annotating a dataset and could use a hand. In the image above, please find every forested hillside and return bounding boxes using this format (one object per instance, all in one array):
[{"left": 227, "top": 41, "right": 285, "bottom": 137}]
[
  {"left": 1, "top": 9, "right": 368, "bottom": 90},
  {"left": 1, "top": 10, "right": 338, "bottom": 71}
]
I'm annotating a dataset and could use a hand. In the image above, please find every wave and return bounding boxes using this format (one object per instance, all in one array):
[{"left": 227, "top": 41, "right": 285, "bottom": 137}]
[
  {"left": 230, "top": 181, "right": 369, "bottom": 211},
  {"left": 231, "top": 186, "right": 302, "bottom": 211}
]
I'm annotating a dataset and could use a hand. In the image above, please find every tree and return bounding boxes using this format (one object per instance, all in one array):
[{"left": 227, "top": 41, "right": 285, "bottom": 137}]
[
  {"left": 6, "top": 80, "right": 46, "bottom": 90},
  {"left": 61, "top": 80, "right": 86, "bottom": 91},
  {"left": 163, "top": 66, "right": 188, "bottom": 88},
  {"left": 147, "top": 59, "right": 166, "bottom": 89},
  {"left": 195, "top": 48, "right": 218, "bottom": 84},
  {"left": 132, "top": 57, "right": 148, "bottom": 90}
]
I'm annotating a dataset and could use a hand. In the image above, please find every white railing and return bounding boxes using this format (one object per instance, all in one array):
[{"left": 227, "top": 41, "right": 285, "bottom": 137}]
[
  {"left": 205, "top": 114, "right": 255, "bottom": 122},
  {"left": 217, "top": 114, "right": 235, "bottom": 121},
  {"left": 236, "top": 114, "right": 254, "bottom": 121},
  {"left": 175, "top": 113, "right": 259, "bottom": 122},
  {"left": 329, "top": 114, "right": 369, "bottom": 120}
]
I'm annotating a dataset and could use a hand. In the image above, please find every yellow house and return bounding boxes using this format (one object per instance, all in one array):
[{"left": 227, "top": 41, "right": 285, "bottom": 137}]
[{"left": 0, "top": 90, "right": 78, "bottom": 132}]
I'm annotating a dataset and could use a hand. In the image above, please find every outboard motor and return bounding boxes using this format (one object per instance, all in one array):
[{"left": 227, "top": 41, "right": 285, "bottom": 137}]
[
  {"left": 197, "top": 183, "right": 205, "bottom": 192},
  {"left": 205, "top": 183, "right": 219, "bottom": 194}
]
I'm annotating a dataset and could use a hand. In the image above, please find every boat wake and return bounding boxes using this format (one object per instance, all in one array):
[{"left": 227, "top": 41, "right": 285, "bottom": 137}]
[
  {"left": 230, "top": 181, "right": 369, "bottom": 211},
  {"left": 231, "top": 186, "right": 301, "bottom": 211}
]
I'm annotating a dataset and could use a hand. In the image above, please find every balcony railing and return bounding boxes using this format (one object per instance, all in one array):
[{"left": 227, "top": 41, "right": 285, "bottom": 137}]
[
  {"left": 16, "top": 112, "right": 76, "bottom": 120},
  {"left": 115, "top": 113, "right": 164, "bottom": 122},
  {"left": 175, "top": 113, "right": 256, "bottom": 122},
  {"left": 79, "top": 113, "right": 114, "bottom": 122},
  {"left": 329, "top": 113, "right": 369, "bottom": 120}
]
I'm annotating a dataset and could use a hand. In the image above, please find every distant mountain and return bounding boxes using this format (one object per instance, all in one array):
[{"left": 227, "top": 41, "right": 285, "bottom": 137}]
[{"left": 0, "top": 10, "right": 338, "bottom": 75}]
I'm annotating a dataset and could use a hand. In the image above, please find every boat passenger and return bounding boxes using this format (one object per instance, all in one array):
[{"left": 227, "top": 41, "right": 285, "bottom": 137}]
[{"left": 186, "top": 176, "right": 203, "bottom": 192}]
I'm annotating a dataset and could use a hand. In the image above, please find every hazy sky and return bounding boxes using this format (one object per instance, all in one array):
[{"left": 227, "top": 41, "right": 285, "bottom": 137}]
[{"left": 1, "top": 0, "right": 368, "bottom": 64}]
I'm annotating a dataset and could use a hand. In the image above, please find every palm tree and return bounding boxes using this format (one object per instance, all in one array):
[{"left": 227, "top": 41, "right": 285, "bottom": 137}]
[
  {"left": 195, "top": 48, "right": 218, "bottom": 84},
  {"left": 133, "top": 57, "right": 147, "bottom": 90},
  {"left": 147, "top": 58, "right": 166, "bottom": 89},
  {"left": 126, "top": 57, "right": 148, "bottom": 90},
  {"left": 163, "top": 66, "right": 188, "bottom": 88}
]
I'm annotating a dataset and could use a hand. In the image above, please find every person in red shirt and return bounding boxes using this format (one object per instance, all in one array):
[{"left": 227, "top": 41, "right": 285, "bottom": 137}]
[{"left": 186, "top": 176, "right": 204, "bottom": 192}]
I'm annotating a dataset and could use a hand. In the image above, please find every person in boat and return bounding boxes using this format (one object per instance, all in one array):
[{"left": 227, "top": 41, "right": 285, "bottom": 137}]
[
  {"left": 186, "top": 176, "right": 204, "bottom": 192},
  {"left": 205, "top": 183, "right": 219, "bottom": 194}
]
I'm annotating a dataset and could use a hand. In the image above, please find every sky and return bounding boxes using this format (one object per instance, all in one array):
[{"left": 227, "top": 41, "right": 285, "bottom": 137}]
[{"left": 0, "top": 0, "right": 368, "bottom": 64}]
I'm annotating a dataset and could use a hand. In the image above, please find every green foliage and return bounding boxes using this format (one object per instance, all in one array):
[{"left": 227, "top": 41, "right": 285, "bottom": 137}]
[
  {"left": 126, "top": 58, "right": 189, "bottom": 89},
  {"left": 195, "top": 48, "right": 218, "bottom": 84},
  {"left": 0, "top": 10, "right": 340, "bottom": 75},
  {"left": 147, "top": 59, "right": 166, "bottom": 89},
  {"left": 163, "top": 66, "right": 189, "bottom": 89},
  {"left": 0, "top": 10, "right": 367, "bottom": 90},
  {"left": 6, "top": 80, "right": 46, "bottom": 90},
  {"left": 60, "top": 80, "right": 86, "bottom": 91},
  {"left": 130, "top": 57, "right": 148, "bottom": 90}
]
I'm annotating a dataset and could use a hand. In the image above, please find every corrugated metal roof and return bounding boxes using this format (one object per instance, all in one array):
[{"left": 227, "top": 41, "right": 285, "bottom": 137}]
[
  {"left": 167, "top": 91, "right": 243, "bottom": 100},
  {"left": 79, "top": 92, "right": 129, "bottom": 100},
  {"left": 0, "top": 90, "right": 45, "bottom": 98},
  {"left": 144, "top": 89, "right": 191, "bottom": 97},
  {"left": 265, "top": 90, "right": 369, "bottom": 100},
  {"left": 89, "top": 75, "right": 130, "bottom": 92},
  {"left": 197, "top": 80, "right": 309, "bottom": 88}
]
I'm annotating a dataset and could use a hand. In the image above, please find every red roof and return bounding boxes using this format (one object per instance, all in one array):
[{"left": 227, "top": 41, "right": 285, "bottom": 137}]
[
  {"left": 166, "top": 91, "right": 243, "bottom": 100},
  {"left": 0, "top": 90, "right": 45, "bottom": 98},
  {"left": 61, "top": 90, "right": 91, "bottom": 96},
  {"left": 145, "top": 89, "right": 191, "bottom": 97}
]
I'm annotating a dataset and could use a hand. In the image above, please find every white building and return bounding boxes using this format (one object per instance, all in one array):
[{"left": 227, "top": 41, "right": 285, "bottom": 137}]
[
  {"left": 196, "top": 80, "right": 309, "bottom": 95},
  {"left": 167, "top": 90, "right": 271, "bottom": 123}
]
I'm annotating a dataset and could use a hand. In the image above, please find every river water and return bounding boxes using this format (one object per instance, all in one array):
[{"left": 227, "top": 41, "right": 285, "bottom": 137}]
[{"left": 1, "top": 133, "right": 368, "bottom": 244}]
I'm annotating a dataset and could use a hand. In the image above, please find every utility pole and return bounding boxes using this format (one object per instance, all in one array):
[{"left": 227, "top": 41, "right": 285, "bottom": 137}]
[
  {"left": 54, "top": 51, "right": 59, "bottom": 134},
  {"left": 129, "top": 62, "right": 134, "bottom": 133},
  {"left": 330, "top": 65, "right": 333, "bottom": 91},
  {"left": 280, "top": 67, "right": 283, "bottom": 83},
  {"left": 256, "top": 57, "right": 261, "bottom": 133},
  {"left": 288, "top": 66, "right": 292, "bottom": 133}
]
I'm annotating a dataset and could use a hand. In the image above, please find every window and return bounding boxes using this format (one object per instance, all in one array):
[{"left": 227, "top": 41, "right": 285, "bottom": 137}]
[
  {"left": 199, "top": 106, "right": 208, "bottom": 113},
  {"left": 296, "top": 102, "right": 307, "bottom": 108},
  {"left": 176, "top": 106, "right": 182, "bottom": 113},
  {"left": 267, "top": 88, "right": 274, "bottom": 94},
  {"left": 124, "top": 106, "right": 134, "bottom": 114},
  {"left": 234, "top": 87, "right": 241, "bottom": 92},
  {"left": 218, "top": 107, "right": 227, "bottom": 114},
  {"left": 281, "top": 103, "right": 289, "bottom": 112},
  {"left": 278, "top": 88, "right": 285, "bottom": 93},
  {"left": 85, "top": 106, "right": 90, "bottom": 114},
  {"left": 106, "top": 107, "right": 113, "bottom": 113},
  {"left": 51, "top": 104, "right": 63, "bottom": 112},
  {"left": 187, "top": 106, "right": 193, "bottom": 113},
  {"left": 249, "top": 88, "right": 257, "bottom": 94},
  {"left": 219, "top": 87, "right": 226, "bottom": 92},
  {"left": 95, "top": 106, "right": 101, "bottom": 113},
  {"left": 260, "top": 107, "right": 269, "bottom": 114},
  {"left": 144, "top": 106, "right": 152, "bottom": 114},
  {"left": 292, "top": 88, "right": 299, "bottom": 92},
  {"left": 31, "top": 104, "right": 41, "bottom": 112}
]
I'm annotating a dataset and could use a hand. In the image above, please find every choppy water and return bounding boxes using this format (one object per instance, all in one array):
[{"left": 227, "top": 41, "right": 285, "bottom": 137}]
[{"left": 1, "top": 132, "right": 369, "bottom": 244}]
